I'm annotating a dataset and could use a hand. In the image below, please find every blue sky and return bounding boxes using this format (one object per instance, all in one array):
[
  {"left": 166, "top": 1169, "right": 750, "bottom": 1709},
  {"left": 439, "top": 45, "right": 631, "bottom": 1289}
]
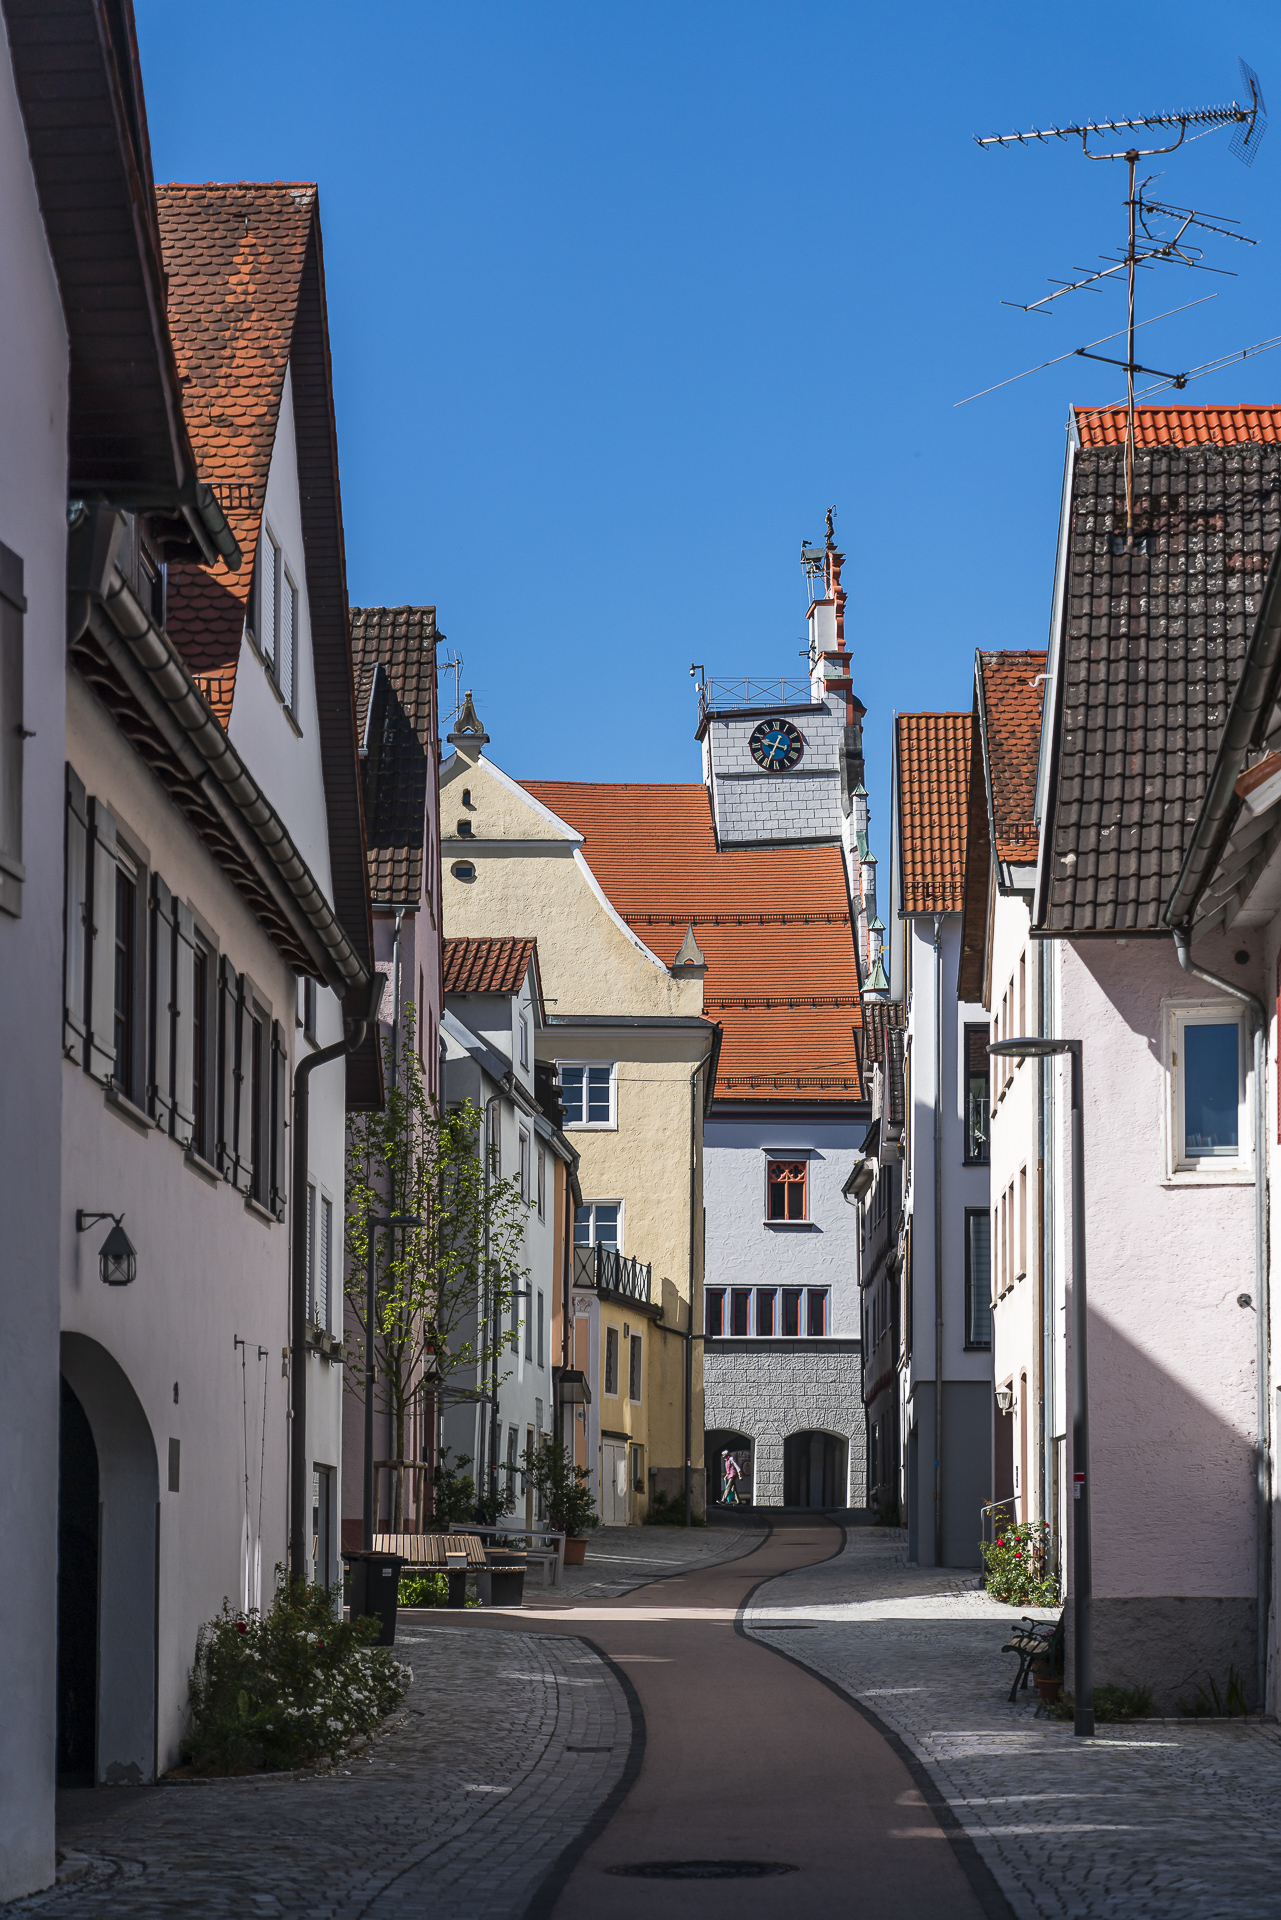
[{"left": 136, "top": 2, "right": 1281, "bottom": 862}]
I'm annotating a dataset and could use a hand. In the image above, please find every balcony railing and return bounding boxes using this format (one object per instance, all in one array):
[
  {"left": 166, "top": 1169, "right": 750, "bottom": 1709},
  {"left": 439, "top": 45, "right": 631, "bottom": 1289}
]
[
  {"left": 573, "top": 1243, "right": 652, "bottom": 1305},
  {"left": 698, "top": 675, "right": 812, "bottom": 721}
]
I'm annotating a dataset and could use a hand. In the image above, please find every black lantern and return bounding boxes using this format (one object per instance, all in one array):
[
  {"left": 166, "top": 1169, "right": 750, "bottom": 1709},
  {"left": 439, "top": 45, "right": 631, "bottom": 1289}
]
[{"left": 76, "top": 1211, "right": 137, "bottom": 1286}]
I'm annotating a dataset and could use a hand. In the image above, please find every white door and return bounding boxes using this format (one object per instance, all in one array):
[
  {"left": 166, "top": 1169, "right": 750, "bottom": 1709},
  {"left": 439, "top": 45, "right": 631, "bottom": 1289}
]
[{"left": 602, "top": 1442, "right": 627, "bottom": 1525}]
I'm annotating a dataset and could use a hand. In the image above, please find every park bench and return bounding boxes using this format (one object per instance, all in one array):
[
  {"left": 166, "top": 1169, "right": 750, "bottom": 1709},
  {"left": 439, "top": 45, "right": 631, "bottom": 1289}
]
[
  {"left": 448, "top": 1525, "right": 567, "bottom": 1589},
  {"left": 372, "top": 1532, "right": 487, "bottom": 1568},
  {"left": 1002, "top": 1612, "right": 1064, "bottom": 1703}
]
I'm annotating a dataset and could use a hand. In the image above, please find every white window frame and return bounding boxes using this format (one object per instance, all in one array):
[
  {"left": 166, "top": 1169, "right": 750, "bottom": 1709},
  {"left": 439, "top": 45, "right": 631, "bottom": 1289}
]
[
  {"left": 519, "top": 1013, "right": 530, "bottom": 1070},
  {"left": 1163, "top": 998, "right": 1254, "bottom": 1184},
  {"left": 557, "top": 1060, "right": 618, "bottom": 1130},
  {"left": 574, "top": 1199, "right": 623, "bottom": 1251}
]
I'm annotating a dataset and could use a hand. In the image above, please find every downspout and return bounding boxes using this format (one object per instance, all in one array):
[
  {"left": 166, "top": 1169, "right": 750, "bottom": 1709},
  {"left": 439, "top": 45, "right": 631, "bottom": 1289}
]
[
  {"left": 685, "top": 1060, "right": 702, "bottom": 1527},
  {"left": 390, "top": 907, "right": 405, "bottom": 1096},
  {"left": 289, "top": 973, "right": 383, "bottom": 1585},
  {"left": 1040, "top": 935, "right": 1055, "bottom": 1559},
  {"left": 1173, "top": 927, "right": 1270, "bottom": 1708},
  {"left": 483, "top": 1089, "right": 503, "bottom": 1503},
  {"left": 933, "top": 914, "right": 945, "bottom": 1567}
]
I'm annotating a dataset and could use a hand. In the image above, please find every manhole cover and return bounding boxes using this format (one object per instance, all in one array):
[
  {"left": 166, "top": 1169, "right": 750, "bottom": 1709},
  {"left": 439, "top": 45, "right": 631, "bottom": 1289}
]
[{"left": 606, "top": 1861, "right": 798, "bottom": 1880}]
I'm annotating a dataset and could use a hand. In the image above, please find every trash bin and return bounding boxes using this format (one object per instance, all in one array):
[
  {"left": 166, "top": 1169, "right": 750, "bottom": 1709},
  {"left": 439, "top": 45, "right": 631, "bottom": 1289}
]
[
  {"left": 343, "top": 1550, "right": 405, "bottom": 1645},
  {"left": 478, "top": 1549, "right": 526, "bottom": 1607},
  {"left": 445, "top": 1549, "right": 468, "bottom": 1610}
]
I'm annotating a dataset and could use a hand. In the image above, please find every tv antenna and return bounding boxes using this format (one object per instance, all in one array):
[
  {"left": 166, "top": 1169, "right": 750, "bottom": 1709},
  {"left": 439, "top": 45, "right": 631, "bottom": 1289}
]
[
  {"left": 437, "top": 646, "right": 464, "bottom": 729},
  {"left": 971, "top": 60, "right": 1266, "bottom": 544}
]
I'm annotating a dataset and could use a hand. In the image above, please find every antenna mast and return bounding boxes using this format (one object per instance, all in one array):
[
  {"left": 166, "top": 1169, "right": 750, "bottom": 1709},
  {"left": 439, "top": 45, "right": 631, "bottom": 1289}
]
[{"left": 974, "top": 61, "right": 1266, "bottom": 544}]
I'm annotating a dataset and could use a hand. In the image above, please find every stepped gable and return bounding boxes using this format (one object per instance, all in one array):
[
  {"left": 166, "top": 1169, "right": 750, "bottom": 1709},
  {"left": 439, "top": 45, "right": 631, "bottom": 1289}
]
[{"left": 522, "top": 781, "right": 863, "bottom": 1102}]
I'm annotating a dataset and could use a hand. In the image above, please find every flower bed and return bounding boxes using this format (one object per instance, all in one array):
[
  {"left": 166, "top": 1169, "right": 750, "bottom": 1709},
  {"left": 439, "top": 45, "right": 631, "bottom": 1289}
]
[{"left": 183, "top": 1575, "right": 411, "bottom": 1775}]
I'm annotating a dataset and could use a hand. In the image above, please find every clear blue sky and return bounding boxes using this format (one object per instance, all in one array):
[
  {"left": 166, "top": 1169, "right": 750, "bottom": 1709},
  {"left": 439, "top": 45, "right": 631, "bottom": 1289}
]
[{"left": 136, "top": 1, "right": 1281, "bottom": 862}]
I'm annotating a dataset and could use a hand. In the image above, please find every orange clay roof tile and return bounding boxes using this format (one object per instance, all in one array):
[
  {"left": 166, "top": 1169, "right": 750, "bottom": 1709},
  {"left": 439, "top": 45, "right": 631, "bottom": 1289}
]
[
  {"left": 1074, "top": 404, "right": 1281, "bottom": 449},
  {"left": 443, "top": 937, "right": 540, "bottom": 1004},
  {"left": 521, "top": 782, "right": 862, "bottom": 1102},
  {"left": 895, "top": 714, "right": 971, "bottom": 914},
  {"left": 976, "top": 652, "right": 1046, "bottom": 864},
  {"left": 156, "top": 183, "right": 315, "bottom": 719}
]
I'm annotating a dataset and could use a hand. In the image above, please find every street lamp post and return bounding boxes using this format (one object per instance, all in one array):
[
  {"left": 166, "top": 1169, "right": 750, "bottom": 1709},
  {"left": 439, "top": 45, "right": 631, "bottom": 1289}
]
[{"left": 988, "top": 1036, "right": 1092, "bottom": 1740}]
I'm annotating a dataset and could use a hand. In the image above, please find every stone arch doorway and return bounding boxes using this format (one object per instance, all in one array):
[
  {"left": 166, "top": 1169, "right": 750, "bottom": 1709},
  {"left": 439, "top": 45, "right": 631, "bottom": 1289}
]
[
  {"left": 783, "top": 1430, "right": 847, "bottom": 1509},
  {"left": 705, "top": 1429, "right": 753, "bottom": 1505},
  {"left": 59, "top": 1333, "right": 159, "bottom": 1785}
]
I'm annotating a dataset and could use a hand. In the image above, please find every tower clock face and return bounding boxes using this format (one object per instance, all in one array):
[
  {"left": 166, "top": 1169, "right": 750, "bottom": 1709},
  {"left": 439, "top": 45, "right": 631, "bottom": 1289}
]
[{"left": 748, "top": 717, "right": 805, "bottom": 773}]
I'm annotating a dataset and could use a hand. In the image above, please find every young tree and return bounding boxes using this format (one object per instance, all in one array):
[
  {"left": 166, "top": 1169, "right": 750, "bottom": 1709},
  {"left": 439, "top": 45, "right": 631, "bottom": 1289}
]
[{"left": 345, "top": 1013, "right": 528, "bottom": 1529}]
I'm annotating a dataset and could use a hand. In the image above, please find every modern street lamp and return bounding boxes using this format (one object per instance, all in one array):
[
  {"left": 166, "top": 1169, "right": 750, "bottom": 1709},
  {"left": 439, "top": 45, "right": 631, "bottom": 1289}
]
[{"left": 988, "top": 1035, "right": 1093, "bottom": 1740}]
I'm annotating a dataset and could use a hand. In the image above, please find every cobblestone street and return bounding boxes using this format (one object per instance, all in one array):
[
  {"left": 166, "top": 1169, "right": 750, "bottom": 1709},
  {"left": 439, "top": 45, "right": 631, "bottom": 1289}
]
[{"left": 746, "top": 1527, "right": 1281, "bottom": 1920}]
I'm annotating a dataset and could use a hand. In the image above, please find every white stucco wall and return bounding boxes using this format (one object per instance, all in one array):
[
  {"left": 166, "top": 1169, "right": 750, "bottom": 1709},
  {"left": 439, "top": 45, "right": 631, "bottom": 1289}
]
[{"left": 0, "top": 20, "right": 69, "bottom": 1896}]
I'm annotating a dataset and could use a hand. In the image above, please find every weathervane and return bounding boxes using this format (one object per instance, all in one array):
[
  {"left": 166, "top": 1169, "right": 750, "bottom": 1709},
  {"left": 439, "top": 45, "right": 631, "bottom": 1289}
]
[{"left": 964, "top": 60, "right": 1268, "bottom": 544}]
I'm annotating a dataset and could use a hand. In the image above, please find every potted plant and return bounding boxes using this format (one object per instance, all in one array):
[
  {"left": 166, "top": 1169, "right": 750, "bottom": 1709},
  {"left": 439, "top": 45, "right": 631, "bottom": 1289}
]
[{"left": 521, "top": 1439, "right": 598, "bottom": 1564}]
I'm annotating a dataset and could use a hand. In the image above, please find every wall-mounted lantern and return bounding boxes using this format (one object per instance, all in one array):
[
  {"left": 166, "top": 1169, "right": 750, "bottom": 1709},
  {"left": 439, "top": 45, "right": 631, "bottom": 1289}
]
[
  {"left": 994, "top": 1384, "right": 1014, "bottom": 1415},
  {"left": 76, "top": 1210, "right": 137, "bottom": 1286}
]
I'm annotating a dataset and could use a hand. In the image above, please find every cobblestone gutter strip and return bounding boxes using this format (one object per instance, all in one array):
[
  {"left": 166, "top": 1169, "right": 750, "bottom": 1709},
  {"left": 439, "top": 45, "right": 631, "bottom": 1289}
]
[
  {"left": 5, "top": 1630, "right": 630, "bottom": 1920},
  {"left": 744, "top": 1532, "right": 1281, "bottom": 1920}
]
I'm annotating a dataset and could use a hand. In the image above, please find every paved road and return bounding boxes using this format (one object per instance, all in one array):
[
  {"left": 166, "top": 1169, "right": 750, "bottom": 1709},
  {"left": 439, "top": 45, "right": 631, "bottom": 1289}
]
[{"left": 452, "top": 1516, "right": 1000, "bottom": 1918}]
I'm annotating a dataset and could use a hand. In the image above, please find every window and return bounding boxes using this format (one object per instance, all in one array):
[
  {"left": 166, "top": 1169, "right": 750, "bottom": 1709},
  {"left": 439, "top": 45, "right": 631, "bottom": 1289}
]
[
  {"left": 730, "top": 1289, "right": 751, "bottom": 1336},
  {"left": 965, "top": 1209, "right": 992, "bottom": 1348},
  {"left": 451, "top": 861, "right": 476, "bottom": 881},
  {"left": 767, "top": 1159, "right": 807, "bottom": 1221},
  {"left": 248, "top": 1014, "right": 265, "bottom": 1202},
  {"left": 519, "top": 1014, "right": 530, "bottom": 1069},
  {"left": 1167, "top": 1002, "right": 1251, "bottom": 1177},
  {"left": 1018, "top": 1165, "right": 1027, "bottom": 1278},
  {"left": 604, "top": 1325, "right": 619, "bottom": 1396},
  {"left": 320, "top": 1195, "right": 333, "bottom": 1328},
  {"left": 964, "top": 1024, "right": 990, "bottom": 1164},
  {"left": 191, "top": 944, "right": 209, "bottom": 1157},
  {"left": 574, "top": 1202, "right": 620, "bottom": 1248},
  {"left": 629, "top": 1333, "right": 642, "bottom": 1402},
  {"left": 306, "top": 1183, "right": 316, "bottom": 1318},
  {"left": 807, "top": 1290, "right": 827, "bottom": 1336},
  {"left": 782, "top": 1289, "right": 802, "bottom": 1337},
  {"left": 518, "top": 1127, "right": 530, "bottom": 1204},
  {"left": 706, "top": 1289, "right": 725, "bottom": 1337},
  {"left": 537, "top": 1146, "right": 546, "bottom": 1221},
  {"left": 258, "top": 527, "right": 298, "bottom": 713},
  {"left": 524, "top": 1287, "right": 533, "bottom": 1360},
  {"left": 558, "top": 1062, "right": 616, "bottom": 1128},
  {"left": 0, "top": 540, "right": 25, "bottom": 918},
  {"left": 505, "top": 1425, "right": 518, "bottom": 1500},
  {"left": 756, "top": 1289, "right": 776, "bottom": 1336},
  {"left": 536, "top": 1290, "right": 545, "bottom": 1368}
]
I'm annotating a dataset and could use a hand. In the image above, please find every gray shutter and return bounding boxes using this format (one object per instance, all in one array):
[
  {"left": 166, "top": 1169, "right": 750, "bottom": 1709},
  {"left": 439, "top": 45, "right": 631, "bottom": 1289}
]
[
  {"left": 230, "top": 972, "right": 252, "bottom": 1194},
  {"left": 270, "top": 1019, "right": 288, "bottom": 1220},
  {"left": 149, "top": 874, "right": 174, "bottom": 1132},
  {"left": 86, "top": 797, "right": 118, "bottom": 1085},
  {"left": 64, "top": 766, "right": 89, "bottom": 1062},
  {"left": 172, "top": 901, "right": 196, "bottom": 1148},
  {"left": 217, "top": 955, "right": 238, "bottom": 1179}
]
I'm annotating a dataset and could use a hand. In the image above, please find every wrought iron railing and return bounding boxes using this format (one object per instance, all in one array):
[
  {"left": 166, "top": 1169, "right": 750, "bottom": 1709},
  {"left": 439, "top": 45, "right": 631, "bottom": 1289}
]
[
  {"left": 573, "top": 1243, "right": 652, "bottom": 1305},
  {"left": 698, "top": 675, "right": 812, "bottom": 720}
]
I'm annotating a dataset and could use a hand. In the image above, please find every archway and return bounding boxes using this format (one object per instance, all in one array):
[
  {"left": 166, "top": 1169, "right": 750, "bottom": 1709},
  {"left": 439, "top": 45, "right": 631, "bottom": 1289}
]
[
  {"left": 60, "top": 1334, "right": 159, "bottom": 1785},
  {"left": 57, "top": 1379, "right": 99, "bottom": 1785},
  {"left": 704, "top": 1429, "right": 753, "bottom": 1505},
  {"left": 783, "top": 1430, "right": 847, "bottom": 1509}
]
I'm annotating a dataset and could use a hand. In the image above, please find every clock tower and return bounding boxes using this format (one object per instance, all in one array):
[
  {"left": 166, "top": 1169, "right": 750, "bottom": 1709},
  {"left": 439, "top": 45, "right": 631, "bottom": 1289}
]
[{"left": 694, "top": 511, "right": 882, "bottom": 987}]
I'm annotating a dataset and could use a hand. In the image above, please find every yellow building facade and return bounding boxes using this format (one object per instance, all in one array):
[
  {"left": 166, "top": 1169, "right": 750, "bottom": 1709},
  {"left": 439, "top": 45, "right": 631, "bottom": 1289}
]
[{"left": 440, "top": 705, "right": 716, "bottom": 1523}]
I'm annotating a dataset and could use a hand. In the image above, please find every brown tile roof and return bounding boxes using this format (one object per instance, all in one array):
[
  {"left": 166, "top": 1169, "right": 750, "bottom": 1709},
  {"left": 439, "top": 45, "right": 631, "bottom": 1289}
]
[
  {"left": 351, "top": 607, "right": 437, "bottom": 906},
  {"left": 444, "top": 937, "right": 540, "bottom": 1007},
  {"left": 1040, "top": 416, "right": 1281, "bottom": 932},
  {"left": 156, "top": 183, "right": 315, "bottom": 719},
  {"left": 521, "top": 782, "right": 862, "bottom": 1102},
  {"left": 853, "top": 998, "right": 903, "bottom": 1098},
  {"left": 977, "top": 652, "right": 1046, "bottom": 863},
  {"left": 1076, "top": 405, "right": 1281, "bottom": 450},
  {"left": 895, "top": 714, "right": 971, "bottom": 914}
]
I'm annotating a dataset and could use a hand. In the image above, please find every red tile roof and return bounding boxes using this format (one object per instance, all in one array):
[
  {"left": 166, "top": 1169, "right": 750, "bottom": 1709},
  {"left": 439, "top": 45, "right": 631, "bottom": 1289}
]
[
  {"left": 895, "top": 714, "right": 971, "bottom": 914},
  {"left": 521, "top": 782, "right": 862, "bottom": 1102},
  {"left": 444, "top": 937, "right": 540, "bottom": 1008},
  {"left": 156, "top": 183, "right": 316, "bottom": 721},
  {"left": 976, "top": 653, "right": 1046, "bottom": 863},
  {"left": 1075, "top": 405, "right": 1281, "bottom": 450}
]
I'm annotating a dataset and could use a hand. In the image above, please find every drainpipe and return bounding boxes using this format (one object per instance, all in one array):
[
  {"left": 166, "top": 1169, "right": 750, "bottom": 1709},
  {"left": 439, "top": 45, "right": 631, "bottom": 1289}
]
[
  {"left": 289, "top": 972, "right": 384, "bottom": 1586},
  {"left": 1172, "top": 927, "right": 1270, "bottom": 1708},
  {"left": 685, "top": 1061, "right": 702, "bottom": 1527},
  {"left": 390, "top": 907, "right": 405, "bottom": 1096},
  {"left": 483, "top": 1089, "right": 503, "bottom": 1502},
  {"left": 1039, "top": 936, "right": 1056, "bottom": 1562},
  {"left": 933, "top": 914, "right": 945, "bottom": 1567}
]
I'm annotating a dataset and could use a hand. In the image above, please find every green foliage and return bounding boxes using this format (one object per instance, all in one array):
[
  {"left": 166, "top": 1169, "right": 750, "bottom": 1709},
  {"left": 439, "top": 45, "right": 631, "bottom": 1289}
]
[
  {"left": 1050, "top": 1681, "right": 1153, "bottom": 1722},
  {"left": 1179, "top": 1667, "right": 1250, "bottom": 1718},
  {"left": 183, "top": 1574, "right": 410, "bottom": 1775},
  {"left": 397, "top": 1568, "right": 448, "bottom": 1606},
  {"left": 645, "top": 1489, "right": 706, "bottom": 1527},
  {"left": 346, "top": 1013, "right": 529, "bottom": 1527},
  {"left": 980, "top": 1519, "right": 1060, "bottom": 1606},
  {"left": 520, "top": 1438, "right": 599, "bottom": 1537}
]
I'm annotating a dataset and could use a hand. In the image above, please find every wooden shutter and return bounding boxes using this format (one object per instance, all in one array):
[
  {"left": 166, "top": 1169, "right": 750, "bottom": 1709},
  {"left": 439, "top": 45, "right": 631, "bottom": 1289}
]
[
  {"left": 279, "top": 574, "right": 295, "bottom": 709},
  {"left": 217, "top": 955, "right": 238, "bottom": 1179},
  {"left": 172, "top": 901, "right": 196, "bottom": 1148},
  {"left": 149, "top": 874, "right": 174, "bottom": 1132},
  {"left": 270, "top": 1019, "right": 288, "bottom": 1220},
  {"left": 86, "top": 797, "right": 119, "bottom": 1085},
  {"left": 260, "top": 533, "right": 276, "bottom": 668},
  {"left": 63, "top": 766, "right": 89, "bottom": 1062},
  {"left": 230, "top": 973, "right": 253, "bottom": 1194}
]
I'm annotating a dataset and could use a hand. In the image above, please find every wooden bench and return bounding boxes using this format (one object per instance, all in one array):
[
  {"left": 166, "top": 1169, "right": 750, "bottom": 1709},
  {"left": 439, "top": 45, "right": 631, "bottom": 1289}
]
[
  {"left": 1002, "top": 1613, "right": 1064, "bottom": 1703},
  {"left": 372, "top": 1532, "right": 488, "bottom": 1569},
  {"left": 448, "top": 1526, "right": 566, "bottom": 1588}
]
